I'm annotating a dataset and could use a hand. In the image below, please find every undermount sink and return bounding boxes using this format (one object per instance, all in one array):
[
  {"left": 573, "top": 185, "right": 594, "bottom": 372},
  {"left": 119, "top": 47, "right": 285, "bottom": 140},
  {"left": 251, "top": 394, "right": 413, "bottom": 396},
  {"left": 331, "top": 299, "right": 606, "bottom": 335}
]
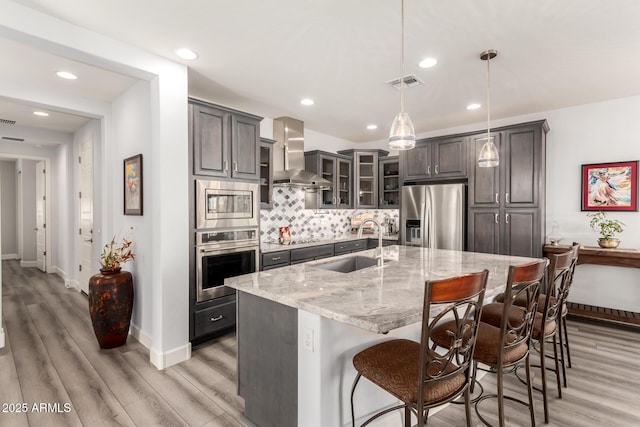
[{"left": 314, "top": 256, "right": 382, "bottom": 273}]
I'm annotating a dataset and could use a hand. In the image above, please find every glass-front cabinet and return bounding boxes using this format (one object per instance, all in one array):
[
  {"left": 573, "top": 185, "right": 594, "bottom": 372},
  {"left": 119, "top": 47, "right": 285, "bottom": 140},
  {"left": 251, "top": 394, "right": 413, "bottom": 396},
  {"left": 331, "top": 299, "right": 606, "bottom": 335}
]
[
  {"left": 379, "top": 156, "right": 399, "bottom": 208},
  {"left": 305, "top": 151, "right": 352, "bottom": 208},
  {"left": 338, "top": 149, "right": 388, "bottom": 209},
  {"left": 259, "top": 137, "right": 275, "bottom": 209}
]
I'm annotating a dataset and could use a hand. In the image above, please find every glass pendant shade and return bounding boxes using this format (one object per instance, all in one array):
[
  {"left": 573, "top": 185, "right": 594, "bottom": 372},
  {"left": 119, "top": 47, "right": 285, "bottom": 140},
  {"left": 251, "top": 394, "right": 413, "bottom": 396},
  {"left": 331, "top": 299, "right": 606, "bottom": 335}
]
[
  {"left": 478, "top": 136, "right": 499, "bottom": 168},
  {"left": 389, "top": 112, "right": 416, "bottom": 150}
]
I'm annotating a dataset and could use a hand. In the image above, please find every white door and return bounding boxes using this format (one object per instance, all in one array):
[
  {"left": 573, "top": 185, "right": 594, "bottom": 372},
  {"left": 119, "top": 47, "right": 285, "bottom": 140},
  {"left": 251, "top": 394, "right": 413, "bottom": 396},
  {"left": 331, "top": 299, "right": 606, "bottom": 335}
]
[
  {"left": 35, "top": 161, "right": 46, "bottom": 272},
  {"left": 78, "top": 138, "right": 94, "bottom": 293}
]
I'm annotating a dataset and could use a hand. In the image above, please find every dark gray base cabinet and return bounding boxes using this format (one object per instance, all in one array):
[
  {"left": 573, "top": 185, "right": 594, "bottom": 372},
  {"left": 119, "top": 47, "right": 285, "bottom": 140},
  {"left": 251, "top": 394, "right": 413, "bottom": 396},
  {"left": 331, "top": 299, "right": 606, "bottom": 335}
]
[{"left": 191, "top": 294, "right": 236, "bottom": 340}]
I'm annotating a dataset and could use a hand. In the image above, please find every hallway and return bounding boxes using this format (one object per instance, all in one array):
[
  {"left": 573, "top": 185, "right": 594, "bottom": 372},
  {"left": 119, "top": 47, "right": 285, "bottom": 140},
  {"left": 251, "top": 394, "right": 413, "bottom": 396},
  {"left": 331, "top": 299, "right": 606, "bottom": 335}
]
[{"left": 0, "top": 260, "right": 248, "bottom": 427}]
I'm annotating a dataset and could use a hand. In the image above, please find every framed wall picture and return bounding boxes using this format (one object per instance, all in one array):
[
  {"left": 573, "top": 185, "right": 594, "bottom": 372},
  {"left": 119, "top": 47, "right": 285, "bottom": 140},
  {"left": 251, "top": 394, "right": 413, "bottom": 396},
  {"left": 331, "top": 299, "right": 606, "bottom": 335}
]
[
  {"left": 124, "top": 154, "right": 143, "bottom": 215},
  {"left": 581, "top": 160, "right": 638, "bottom": 211}
]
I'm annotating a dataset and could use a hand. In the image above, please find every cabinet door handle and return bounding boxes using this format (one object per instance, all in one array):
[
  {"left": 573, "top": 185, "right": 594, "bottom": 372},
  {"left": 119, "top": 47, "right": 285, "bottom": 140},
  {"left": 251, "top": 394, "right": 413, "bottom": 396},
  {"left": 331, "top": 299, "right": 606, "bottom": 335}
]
[
  {"left": 210, "top": 315, "right": 223, "bottom": 322},
  {"left": 506, "top": 192, "right": 510, "bottom": 204},
  {"left": 435, "top": 164, "right": 439, "bottom": 174},
  {"left": 427, "top": 165, "right": 431, "bottom": 175},
  {"left": 495, "top": 213, "right": 499, "bottom": 224},
  {"left": 505, "top": 213, "right": 510, "bottom": 224},
  {"left": 233, "top": 161, "right": 238, "bottom": 172},
  {"left": 272, "top": 256, "right": 281, "bottom": 261},
  {"left": 495, "top": 193, "right": 499, "bottom": 204},
  {"left": 223, "top": 160, "right": 228, "bottom": 171}
]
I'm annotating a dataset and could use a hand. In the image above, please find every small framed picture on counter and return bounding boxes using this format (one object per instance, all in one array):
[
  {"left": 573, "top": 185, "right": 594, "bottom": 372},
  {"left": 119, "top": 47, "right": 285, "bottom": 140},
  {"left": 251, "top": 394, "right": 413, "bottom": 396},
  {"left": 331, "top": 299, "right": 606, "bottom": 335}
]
[
  {"left": 581, "top": 160, "right": 638, "bottom": 211},
  {"left": 124, "top": 154, "right": 143, "bottom": 215}
]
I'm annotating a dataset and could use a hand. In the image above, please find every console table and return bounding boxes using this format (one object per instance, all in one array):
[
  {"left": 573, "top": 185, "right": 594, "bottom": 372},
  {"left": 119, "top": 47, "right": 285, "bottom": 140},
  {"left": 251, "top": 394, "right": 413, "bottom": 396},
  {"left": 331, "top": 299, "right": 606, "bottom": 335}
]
[{"left": 543, "top": 244, "right": 640, "bottom": 328}]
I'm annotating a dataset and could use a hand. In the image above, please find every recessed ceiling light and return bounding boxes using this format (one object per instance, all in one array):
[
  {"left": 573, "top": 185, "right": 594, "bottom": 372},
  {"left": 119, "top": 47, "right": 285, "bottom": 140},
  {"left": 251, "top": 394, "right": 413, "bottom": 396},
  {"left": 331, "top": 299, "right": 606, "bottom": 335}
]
[
  {"left": 176, "top": 48, "right": 198, "bottom": 60},
  {"left": 33, "top": 111, "right": 49, "bottom": 117},
  {"left": 467, "top": 103, "right": 481, "bottom": 110},
  {"left": 418, "top": 57, "right": 438, "bottom": 69},
  {"left": 300, "top": 98, "right": 314, "bottom": 106},
  {"left": 56, "top": 71, "right": 77, "bottom": 80},
  {"left": 367, "top": 124, "right": 378, "bottom": 130}
]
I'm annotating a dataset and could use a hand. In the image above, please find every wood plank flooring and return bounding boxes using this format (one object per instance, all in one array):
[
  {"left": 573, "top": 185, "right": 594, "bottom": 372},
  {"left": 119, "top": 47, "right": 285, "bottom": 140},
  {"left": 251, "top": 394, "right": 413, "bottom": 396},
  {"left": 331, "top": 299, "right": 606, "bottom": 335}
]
[{"left": 2, "top": 259, "right": 640, "bottom": 426}]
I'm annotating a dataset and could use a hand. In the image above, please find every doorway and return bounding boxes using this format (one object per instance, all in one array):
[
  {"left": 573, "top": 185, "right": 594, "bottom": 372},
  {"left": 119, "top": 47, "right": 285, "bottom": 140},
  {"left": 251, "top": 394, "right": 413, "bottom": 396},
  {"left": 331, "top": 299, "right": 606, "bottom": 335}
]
[{"left": 78, "top": 137, "right": 94, "bottom": 294}]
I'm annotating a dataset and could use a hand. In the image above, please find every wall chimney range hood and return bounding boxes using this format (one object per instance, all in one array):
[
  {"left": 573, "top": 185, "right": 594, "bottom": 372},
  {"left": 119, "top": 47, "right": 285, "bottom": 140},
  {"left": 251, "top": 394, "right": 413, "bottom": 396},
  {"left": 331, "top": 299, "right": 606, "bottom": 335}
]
[{"left": 272, "top": 116, "right": 331, "bottom": 190}]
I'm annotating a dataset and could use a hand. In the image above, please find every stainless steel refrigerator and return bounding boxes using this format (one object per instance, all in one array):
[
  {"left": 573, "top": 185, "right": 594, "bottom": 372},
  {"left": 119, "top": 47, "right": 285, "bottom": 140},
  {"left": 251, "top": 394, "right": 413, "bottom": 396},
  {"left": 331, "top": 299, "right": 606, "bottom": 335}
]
[{"left": 400, "top": 183, "right": 466, "bottom": 250}]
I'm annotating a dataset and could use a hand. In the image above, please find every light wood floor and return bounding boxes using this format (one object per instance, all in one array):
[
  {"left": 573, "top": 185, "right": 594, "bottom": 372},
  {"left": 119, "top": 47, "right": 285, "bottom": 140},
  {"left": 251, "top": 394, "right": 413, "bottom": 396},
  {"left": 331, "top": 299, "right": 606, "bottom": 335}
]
[{"left": 1, "top": 259, "right": 640, "bottom": 426}]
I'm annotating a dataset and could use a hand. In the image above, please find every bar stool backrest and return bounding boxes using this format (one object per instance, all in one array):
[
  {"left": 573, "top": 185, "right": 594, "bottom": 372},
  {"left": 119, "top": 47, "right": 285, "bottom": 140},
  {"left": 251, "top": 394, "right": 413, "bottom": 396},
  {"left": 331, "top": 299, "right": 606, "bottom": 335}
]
[
  {"left": 417, "top": 270, "right": 489, "bottom": 407},
  {"left": 500, "top": 260, "right": 547, "bottom": 358}
]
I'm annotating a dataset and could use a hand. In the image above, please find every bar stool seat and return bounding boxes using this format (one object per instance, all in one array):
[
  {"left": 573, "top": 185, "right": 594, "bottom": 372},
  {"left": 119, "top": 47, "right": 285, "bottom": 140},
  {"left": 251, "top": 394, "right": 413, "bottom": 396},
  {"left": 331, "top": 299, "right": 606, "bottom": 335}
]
[
  {"left": 353, "top": 339, "right": 467, "bottom": 405},
  {"left": 480, "top": 303, "right": 556, "bottom": 339}
]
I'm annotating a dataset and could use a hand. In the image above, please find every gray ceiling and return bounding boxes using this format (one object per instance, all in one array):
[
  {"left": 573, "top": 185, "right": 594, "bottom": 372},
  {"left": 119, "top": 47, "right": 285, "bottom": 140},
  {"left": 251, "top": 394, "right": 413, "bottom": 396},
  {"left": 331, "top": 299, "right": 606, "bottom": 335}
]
[{"left": 3, "top": 0, "right": 640, "bottom": 144}]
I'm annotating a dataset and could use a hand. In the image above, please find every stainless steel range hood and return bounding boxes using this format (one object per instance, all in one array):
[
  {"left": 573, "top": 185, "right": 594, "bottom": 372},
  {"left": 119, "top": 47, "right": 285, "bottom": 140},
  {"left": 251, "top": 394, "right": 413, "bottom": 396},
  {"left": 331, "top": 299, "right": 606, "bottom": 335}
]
[{"left": 272, "top": 117, "right": 331, "bottom": 190}]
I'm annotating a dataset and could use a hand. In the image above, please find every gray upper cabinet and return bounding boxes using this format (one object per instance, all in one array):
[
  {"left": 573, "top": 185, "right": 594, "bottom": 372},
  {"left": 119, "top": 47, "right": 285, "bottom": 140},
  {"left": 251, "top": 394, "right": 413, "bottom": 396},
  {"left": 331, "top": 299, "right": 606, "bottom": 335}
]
[
  {"left": 400, "top": 136, "right": 467, "bottom": 182},
  {"left": 338, "top": 149, "right": 388, "bottom": 209},
  {"left": 190, "top": 98, "right": 262, "bottom": 181},
  {"left": 467, "top": 120, "right": 549, "bottom": 258},
  {"left": 305, "top": 151, "right": 353, "bottom": 209}
]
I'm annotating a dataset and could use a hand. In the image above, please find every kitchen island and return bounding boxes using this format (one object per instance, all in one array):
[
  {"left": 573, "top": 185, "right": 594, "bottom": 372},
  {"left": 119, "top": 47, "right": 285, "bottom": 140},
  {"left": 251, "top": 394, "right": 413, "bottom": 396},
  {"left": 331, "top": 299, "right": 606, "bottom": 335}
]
[{"left": 225, "top": 245, "right": 540, "bottom": 427}]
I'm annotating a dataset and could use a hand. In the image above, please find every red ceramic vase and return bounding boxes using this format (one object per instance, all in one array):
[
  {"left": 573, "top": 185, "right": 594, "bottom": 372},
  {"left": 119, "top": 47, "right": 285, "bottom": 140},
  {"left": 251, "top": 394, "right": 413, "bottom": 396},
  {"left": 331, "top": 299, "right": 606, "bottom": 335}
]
[{"left": 88, "top": 268, "right": 134, "bottom": 349}]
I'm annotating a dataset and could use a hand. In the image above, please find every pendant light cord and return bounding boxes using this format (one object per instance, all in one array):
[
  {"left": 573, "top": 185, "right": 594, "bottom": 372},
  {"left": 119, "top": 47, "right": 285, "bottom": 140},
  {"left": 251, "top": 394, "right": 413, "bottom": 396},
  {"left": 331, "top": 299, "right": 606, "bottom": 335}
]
[
  {"left": 400, "top": 0, "right": 405, "bottom": 114},
  {"left": 486, "top": 54, "right": 491, "bottom": 141}
]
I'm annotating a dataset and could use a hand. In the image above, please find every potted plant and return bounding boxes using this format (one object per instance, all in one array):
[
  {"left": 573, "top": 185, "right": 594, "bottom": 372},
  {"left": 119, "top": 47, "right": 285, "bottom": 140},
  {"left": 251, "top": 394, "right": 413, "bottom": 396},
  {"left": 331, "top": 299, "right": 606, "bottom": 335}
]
[
  {"left": 587, "top": 212, "right": 625, "bottom": 248},
  {"left": 88, "top": 233, "right": 136, "bottom": 349}
]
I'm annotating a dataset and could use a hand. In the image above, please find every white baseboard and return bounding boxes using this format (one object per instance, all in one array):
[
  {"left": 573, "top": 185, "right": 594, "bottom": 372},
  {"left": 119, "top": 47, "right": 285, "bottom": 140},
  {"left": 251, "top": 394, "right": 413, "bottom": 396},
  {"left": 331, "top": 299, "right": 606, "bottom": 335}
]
[
  {"left": 54, "top": 266, "right": 67, "bottom": 281},
  {"left": 1, "top": 253, "right": 18, "bottom": 260},
  {"left": 0, "top": 328, "right": 5, "bottom": 348},
  {"left": 65, "top": 279, "right": 80, "bottom": 291},
  {"left": 20, "top": 260, "right": 38, "bottom": 268},
  {"left": 150, "top": 342, "right": 192, "bottom": 370},
  {"left": 129, "top": 323, "right": 152, "bottom": 349}
]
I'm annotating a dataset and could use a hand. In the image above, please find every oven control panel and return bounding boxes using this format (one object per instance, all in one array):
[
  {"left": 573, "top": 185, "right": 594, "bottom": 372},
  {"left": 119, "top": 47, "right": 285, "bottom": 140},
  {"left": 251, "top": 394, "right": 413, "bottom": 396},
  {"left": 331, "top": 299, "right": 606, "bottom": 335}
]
[{"left": 197, "top": 228, "right": 259, "bottom": 246}]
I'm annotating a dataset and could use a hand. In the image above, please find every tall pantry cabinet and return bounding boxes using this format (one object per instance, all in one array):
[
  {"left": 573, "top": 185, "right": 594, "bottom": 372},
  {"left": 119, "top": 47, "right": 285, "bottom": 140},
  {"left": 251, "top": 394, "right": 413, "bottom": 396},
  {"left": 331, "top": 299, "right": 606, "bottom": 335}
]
[{"left": 467, "top": 120, "right": 549, "bottom": 258}]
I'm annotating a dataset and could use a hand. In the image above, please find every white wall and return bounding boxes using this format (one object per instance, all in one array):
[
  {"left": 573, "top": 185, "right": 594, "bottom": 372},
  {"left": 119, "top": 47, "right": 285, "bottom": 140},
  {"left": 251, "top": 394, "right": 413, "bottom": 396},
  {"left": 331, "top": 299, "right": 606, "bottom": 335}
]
[
  {"left": 52, "top": 142, "right": 72, "bottom": 280},
  {"left": 111, "top": 80, "right": 153, "bottom": 343},
  {"left": 542, "top": 96, "right": 640, "bottom": 312},
  {"left": 0, "top": 160, "right": 17, "bottom": 258}
]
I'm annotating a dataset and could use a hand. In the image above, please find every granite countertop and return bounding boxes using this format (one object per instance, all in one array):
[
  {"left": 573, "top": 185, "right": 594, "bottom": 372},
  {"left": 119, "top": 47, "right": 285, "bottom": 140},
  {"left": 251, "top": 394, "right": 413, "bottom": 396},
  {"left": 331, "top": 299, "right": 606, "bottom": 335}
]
[
  {"left": 261, "top": 233, "right": 399, "bottom": 253},
  {"left": 225, "top": 246, "right": 539, "bottom": 334}
]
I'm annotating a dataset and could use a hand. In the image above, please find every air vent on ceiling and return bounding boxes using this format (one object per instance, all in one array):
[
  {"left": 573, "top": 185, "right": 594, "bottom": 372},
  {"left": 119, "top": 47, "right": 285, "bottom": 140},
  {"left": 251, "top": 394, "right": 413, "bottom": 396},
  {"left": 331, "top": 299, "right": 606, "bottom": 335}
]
[
  {"left": 387, "top": 74, "right": 423, "bottom": 90},
  {"left": 0, "top": 118, "right": 17, "bottom": 125},
  {"left": 2, "top": 136, "right": 24, "bottom": 141}
]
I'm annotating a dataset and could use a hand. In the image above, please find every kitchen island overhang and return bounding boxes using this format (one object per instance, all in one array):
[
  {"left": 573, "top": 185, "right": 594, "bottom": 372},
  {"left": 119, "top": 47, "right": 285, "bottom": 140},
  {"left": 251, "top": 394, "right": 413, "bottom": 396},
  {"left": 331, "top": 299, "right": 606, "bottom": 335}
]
[{"left": 226, "top": 246, "right": 541, "bottom": 427}]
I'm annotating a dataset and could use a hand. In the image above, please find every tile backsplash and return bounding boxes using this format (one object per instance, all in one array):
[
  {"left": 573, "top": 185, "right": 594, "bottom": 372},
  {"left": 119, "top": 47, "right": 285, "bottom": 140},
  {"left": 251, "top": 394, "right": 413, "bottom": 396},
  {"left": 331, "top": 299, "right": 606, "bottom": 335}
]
[{"left": 260, "top": 187, "right": 399, "bottom": 244}]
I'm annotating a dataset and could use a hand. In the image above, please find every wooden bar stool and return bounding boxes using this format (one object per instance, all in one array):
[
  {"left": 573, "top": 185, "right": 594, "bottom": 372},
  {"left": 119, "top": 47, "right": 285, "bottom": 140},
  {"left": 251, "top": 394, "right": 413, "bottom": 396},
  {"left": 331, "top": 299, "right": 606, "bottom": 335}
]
[
  {"left": 431, "top": 259, "right": 547, "bottom": 427},
  {"left": 350, "top": 270, "right": 489, "bottom": 427}
]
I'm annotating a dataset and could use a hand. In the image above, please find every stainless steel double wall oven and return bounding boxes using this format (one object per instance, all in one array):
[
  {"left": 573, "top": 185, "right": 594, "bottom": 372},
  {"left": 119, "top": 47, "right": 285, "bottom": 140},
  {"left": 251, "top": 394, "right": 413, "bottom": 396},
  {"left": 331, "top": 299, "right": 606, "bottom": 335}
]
[{"left": 195, "top": 180, "right": 259, "bottom": 303}]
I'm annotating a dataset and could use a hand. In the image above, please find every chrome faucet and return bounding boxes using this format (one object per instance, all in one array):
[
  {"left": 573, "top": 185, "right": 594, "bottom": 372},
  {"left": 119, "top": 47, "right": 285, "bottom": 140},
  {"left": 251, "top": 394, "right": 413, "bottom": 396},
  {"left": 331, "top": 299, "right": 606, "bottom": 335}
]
[{"left": 357, "top": 218, "right": 384, "bottom": 266}]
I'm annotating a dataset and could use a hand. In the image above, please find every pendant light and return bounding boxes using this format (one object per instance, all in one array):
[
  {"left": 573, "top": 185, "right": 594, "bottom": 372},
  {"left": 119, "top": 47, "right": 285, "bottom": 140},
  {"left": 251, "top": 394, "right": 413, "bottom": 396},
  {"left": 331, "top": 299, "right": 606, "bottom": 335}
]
[
  {"left": 389, "top": 0, "right": 416, "bottom": 151},
  {"left": 478, "top": 49, "right": 499, "bottom": 167}
]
